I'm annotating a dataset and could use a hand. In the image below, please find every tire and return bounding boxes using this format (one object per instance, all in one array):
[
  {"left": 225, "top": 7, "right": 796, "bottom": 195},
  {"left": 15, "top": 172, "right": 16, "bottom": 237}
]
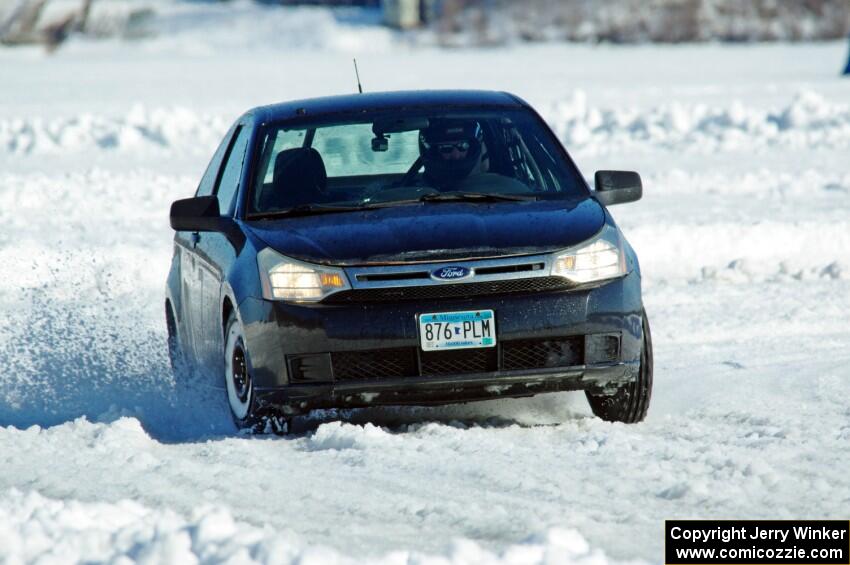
[
  {"left": 586, "top": 309, "right": 653, "bottom": 423},
  {"left": 224, "top": 311, "right": 261, "bottom": 429},
  {"left": 166, "top": 303, "right": 189, "bottom": 377},
  {"left": 223, "top": 311, "right": 290, "bottom": 434}
]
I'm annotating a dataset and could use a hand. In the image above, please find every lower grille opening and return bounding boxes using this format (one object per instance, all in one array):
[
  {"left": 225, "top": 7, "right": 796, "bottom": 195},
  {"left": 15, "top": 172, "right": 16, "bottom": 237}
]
[
  {"left": 421, "top": 347, "right": 498, "bottom": 376},
  {"left": 327, "top": 336, "right": 586, "bottom": 383},
  {"left": 501, "top": 336, "right": 584, "bottom": 371},
  {"left": 331, "top": 348, "right": 417, "bottom": 381}
]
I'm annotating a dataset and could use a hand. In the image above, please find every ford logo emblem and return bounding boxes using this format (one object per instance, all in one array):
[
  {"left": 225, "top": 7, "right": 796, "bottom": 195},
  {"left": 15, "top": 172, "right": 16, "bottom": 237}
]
[{"left": 431, "top": 266, "right": 473, "bottom": 282}]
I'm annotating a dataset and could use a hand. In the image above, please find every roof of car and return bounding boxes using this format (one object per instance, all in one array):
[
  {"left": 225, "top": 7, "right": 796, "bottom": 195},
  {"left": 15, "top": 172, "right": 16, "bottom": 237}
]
[{"left": 252, "top": 90, "right": 527, "bottom": 123}]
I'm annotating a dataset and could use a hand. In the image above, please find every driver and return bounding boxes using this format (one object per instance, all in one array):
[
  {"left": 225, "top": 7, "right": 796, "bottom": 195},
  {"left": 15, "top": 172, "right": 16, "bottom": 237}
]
[{"left": 419, "top": 120, "right": 484, "bottom": 189}]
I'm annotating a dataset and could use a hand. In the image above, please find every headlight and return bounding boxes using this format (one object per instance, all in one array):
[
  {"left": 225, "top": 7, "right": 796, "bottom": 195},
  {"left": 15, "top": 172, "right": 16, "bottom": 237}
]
[
  {"left": 550, "top": 224, "right": 627, "bottom": 283},
  {"left": 257, "top": 247, "right": 350, "bottom": 302}
]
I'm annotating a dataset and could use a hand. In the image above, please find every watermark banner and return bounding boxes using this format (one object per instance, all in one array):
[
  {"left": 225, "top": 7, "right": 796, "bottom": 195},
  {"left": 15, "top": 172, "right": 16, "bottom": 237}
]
[{"left": 666, "top": 520, "right": 849, "bottom": 565}]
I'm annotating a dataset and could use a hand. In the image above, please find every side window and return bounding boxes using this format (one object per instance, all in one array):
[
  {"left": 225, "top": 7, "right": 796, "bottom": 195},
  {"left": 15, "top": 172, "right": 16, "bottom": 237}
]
[
  {"left": 252, "top": 128, "right": 307, "bottom": 211},
  {"left": 214, "top": 125, "right": 252, "bottom": 216},
  {"left": 196, "top": 125, "right": 236, "bottom": 197},
  {"left": 258, "top": 129, "right": 307, "bottom": 184}
]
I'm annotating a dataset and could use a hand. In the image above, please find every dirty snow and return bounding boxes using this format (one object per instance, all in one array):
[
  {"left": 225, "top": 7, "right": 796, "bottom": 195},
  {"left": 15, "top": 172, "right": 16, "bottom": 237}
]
[{"left": 0, "top": 9, "right": 848, "bottom": 564}]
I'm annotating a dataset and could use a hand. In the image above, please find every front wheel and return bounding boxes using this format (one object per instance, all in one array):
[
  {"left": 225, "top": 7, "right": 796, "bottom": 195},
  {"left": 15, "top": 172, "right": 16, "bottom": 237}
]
[
  {"left": 223, "top": 312, "right": 290, "bottom": 434},
  {"left": 585, "top": 309, "right": 653, "bottom": 423},
  {"left": 224, "top": 312, "right": 261, "bottom": 429}
]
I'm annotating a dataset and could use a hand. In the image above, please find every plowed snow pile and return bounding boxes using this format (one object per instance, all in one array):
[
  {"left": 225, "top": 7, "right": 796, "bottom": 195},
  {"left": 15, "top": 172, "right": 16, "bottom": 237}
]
[{"left": 0, "top": 14, "right": 848, "bottom": 564}]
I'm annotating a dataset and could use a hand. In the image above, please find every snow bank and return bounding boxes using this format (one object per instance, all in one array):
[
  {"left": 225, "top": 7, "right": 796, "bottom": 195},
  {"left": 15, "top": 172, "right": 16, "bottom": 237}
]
[
  {"left": 619, "top": 169, "right": 850, "bottom": 284},
  {"left": 634, "top": 221, "right": 849, "bottom": 284},
  {"left": 0, "top": 106, "right": 226, "bottom": 156},
  {"left": 547, "top": 90, "right": 850, "bottom": 154},
  {"left": 0, "top": 488, "right": 624, "bottom": 565},
  {"left": 3, "top": 91, "right": 848, "bottom": 157},
  {"left": 638, "top": 168, "right": 850, "bottom": 197}
]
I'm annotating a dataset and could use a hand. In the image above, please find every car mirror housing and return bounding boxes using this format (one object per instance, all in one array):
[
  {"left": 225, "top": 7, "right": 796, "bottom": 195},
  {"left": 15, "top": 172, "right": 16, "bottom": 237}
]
[
  {"left": 170, "top": 195, "right": 246, "bottom": 251},
  {"left": 594, "top": 170, "right": 643, "bottom": 206},
  {"left": 170, "top": 195, "right": 225, "bottom": 232}
]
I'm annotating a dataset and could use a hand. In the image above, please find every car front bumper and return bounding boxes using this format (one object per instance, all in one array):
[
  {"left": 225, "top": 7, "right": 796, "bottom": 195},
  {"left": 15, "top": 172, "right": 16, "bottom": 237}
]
[{"left": 238, "top": 270, "right": 644, "bottom": 415}]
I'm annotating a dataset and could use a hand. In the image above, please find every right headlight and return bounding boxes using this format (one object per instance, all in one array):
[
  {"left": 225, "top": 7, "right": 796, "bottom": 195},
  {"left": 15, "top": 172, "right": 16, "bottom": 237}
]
[{"left": 550, "top": 224, "right": 627, "bottom": 284}]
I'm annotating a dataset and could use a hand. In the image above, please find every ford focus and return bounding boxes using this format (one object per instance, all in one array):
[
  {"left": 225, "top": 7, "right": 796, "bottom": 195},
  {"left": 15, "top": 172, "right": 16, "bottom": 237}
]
[{"left": 165, "top": 90, "right": 653, "bottom": 432}]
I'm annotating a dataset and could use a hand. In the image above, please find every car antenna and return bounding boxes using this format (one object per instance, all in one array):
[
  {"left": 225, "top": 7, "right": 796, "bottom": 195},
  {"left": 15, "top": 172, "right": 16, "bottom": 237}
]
[{"left": 353, "top": 58, "right": 363, "bottom": 94}]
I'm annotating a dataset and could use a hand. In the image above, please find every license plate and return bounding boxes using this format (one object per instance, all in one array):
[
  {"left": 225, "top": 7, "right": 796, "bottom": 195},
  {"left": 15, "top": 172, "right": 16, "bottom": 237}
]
[{"left": 418, "top": 310, "right": 496, "bottom": 351}]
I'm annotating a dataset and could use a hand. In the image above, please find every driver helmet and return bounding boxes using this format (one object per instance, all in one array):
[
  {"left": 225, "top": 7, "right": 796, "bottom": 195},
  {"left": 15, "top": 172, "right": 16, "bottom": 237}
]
[{"left": 419, "top": 119, "right": 484, "bottom": 187}]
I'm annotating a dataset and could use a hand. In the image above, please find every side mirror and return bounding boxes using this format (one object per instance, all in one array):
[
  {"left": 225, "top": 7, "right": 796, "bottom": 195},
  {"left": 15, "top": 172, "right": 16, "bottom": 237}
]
[
  {"left": 170, "top": 195, "right": 225, "bottom": 232},
  {"left": 594, "top": 170, "right": 642, "bottom": 206},
  {"left": 170, "top": 195, "right": 246, "bottom": 251}
]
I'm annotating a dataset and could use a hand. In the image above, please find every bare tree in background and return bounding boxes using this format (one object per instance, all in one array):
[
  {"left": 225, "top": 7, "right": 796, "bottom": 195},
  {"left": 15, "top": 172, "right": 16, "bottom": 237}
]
[
  {"left": 0, "top": 0, "right": 93, "bottom": 50},
  {"left": 426, "top": 0, "right": 850, "bottom": 45}
]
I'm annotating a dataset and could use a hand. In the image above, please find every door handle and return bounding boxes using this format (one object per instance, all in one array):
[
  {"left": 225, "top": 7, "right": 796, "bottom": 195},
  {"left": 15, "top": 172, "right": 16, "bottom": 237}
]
[{"left": 190, "top": 232, "right": 200, "bottom": 247}]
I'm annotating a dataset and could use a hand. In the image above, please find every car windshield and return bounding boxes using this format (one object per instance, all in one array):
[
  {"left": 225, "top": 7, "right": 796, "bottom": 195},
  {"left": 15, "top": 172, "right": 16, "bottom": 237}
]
[{"left": 247, "top": 108, "right": 587, "bottom": 216}]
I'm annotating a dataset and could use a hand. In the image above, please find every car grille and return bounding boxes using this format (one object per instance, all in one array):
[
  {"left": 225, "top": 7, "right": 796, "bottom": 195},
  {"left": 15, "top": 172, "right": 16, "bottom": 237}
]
[
  {"left": 421, "top": 348, "right": 497, "bottom": 375},
  {"left": 324, "top": 276, "right": 573, "bottom": 303},
  {"left": 329, "top": 336, "right": 584, "bottom": 382},
  {"left": 332, "top": 348, "right": 417, "bottom": 381},
  {"left": 502, "top": 337, "right": 583, "bottom": 370}
]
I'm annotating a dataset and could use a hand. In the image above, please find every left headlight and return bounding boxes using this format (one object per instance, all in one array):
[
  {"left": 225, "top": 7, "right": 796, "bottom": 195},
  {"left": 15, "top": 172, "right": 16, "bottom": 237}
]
[
  {"left": 257, "top": 247, "right": 350, "bottom": 302},
  {"left": 550, "top": 224, "right": 627, "bottom": 284}
]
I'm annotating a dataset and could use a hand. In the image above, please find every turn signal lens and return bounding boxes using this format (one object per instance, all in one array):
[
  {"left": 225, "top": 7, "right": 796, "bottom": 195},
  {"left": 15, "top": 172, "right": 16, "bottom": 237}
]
[{"left": 320, "top": 273, "right": 346, "bottom": 288}]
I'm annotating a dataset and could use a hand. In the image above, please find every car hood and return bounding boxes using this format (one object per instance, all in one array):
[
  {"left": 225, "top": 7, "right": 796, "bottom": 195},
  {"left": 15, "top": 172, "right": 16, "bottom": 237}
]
[{"left": 244, "top": 198, "right": 605, "bottom": 265}]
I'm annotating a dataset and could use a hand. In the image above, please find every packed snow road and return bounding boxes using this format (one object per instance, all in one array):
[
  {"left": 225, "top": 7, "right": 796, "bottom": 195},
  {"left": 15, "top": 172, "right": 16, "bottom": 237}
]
[{"left": 0, "top": 29, "right": 848, "bottom": 563}]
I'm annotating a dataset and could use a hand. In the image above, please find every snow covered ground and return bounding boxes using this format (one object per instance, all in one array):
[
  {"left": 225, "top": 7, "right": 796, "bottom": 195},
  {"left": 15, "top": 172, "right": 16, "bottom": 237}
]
[{"left": 0, "top": 8, "right": 849, "bottom": 563}]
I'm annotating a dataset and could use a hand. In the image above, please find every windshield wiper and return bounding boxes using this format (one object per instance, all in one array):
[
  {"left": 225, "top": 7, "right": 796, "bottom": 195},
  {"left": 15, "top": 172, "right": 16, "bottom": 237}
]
[
  {"left": 248, "top": 192, "right": 538, "bottom": 220},
  {"left": 248, "top": 204, "right": 370, "bottom": 220},
  {"left": 419, "top": 192, "right": 538, "bottom": 203}
]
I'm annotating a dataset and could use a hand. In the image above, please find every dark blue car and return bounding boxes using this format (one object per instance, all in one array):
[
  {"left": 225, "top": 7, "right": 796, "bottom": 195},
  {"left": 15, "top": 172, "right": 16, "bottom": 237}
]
[{"left": 166, "top": 90, "right": 652, "bottom": 432}]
